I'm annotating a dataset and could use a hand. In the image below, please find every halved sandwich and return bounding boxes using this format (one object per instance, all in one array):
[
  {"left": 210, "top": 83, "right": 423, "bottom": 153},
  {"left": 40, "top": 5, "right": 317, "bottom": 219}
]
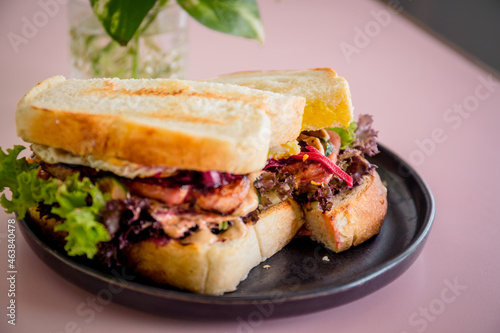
[
  {"left": 207, "top": 68, "right": 388, "bottom": 253},
  {"left": 1, "top": 76, "right": 306, "bottom": 295}
]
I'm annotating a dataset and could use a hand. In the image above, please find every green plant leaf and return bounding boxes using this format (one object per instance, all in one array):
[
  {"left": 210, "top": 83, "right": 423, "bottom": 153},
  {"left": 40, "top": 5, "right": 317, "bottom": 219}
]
[
  {"left": 90, "top": 0, "right": 159, "bottom": 46},
  {"left": 178, "top": 0, "right": 264, "bottom": 43}
]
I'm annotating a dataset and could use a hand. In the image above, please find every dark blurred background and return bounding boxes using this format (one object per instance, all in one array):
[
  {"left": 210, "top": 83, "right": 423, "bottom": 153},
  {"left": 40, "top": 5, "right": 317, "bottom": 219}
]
[{"left": 380, "top": 0, "right": 500, "bottom": 75}]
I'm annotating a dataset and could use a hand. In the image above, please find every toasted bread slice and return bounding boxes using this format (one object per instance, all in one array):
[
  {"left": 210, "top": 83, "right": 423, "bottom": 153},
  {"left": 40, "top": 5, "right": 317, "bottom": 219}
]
[
  {"left": 303, "top": 171, "right": 387, "bottom": 253},
  {"left": 27, "top": 200, "right": 304, "bottom": 295},
  {"left": 126, "top": 200, "right": 304, "bottom": 295},
  {"left": 16, "top": 76, "right": 305, "bottom": 174},
  {"left": 205, "top": 68, "right": 353, "bottom": 131}
]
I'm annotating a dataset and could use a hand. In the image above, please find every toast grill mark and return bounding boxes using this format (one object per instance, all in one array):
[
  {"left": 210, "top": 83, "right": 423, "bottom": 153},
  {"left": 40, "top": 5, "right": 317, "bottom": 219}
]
[
  {"left": 81, "top": 85, "right": 267, "bottom": 125},
  {"left": 86, "top": 84, "right": 267, "bottom": 103},
  {"left": 144, "top": 112, "right": 227, "bottom": 125},
  {"left": 85, "top": 86, "right": 187, "bottom": 97}
]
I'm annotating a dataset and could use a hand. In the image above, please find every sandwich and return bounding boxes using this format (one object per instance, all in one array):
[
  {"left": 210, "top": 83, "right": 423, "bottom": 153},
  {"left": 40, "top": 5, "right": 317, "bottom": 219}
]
[
  {"left": 1, "top": 76, "right": 306, "bottom": 295},
  {"left": 206, "top": 68, "right": 387, "bottom": 253},
  {"left": 0, "top": 68, "right": 387, "bottom": 296}
]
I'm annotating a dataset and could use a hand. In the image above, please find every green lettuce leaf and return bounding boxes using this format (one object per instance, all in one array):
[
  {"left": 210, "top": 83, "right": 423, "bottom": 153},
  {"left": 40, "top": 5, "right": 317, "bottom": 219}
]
[
  {"left": 0, "top": 145, "right": 42, "bottom": 218},
  {"left": 0, "top": 146, "right": 110, "bottom": 258},
  {"left": 51, "top": 174, "right": 111, "bottom": 258},
  {"left": 330, "top": 121, "right": 357, "bottom": 150}
]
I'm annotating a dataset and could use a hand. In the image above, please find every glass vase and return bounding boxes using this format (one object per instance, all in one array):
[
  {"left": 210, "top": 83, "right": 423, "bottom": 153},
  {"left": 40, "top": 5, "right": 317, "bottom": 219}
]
[{"left": 68, "top": 0, "right": 188, "bottom": 79}]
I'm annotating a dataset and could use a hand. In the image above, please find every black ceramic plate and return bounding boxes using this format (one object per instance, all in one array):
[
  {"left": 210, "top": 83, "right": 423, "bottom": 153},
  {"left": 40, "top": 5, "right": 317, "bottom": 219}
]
[{"left": 19, "top": 144, "right": 434, "bottom": 319}]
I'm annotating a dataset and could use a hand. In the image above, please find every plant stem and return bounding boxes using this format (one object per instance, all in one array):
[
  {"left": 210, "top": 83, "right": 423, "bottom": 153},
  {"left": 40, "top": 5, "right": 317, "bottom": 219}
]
[
  {"left": 139, "top": 0, "right": 168, "bottom": 36},
  {"left": 130, "top": 1, "right": 168, "bottom": 78},
  {"left": 131, "top": 34, "right": 140, "bottom": 79}
]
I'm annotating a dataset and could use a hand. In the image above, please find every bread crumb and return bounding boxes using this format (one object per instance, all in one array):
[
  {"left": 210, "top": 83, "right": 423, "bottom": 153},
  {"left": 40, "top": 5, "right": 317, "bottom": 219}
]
[
  {"left": 322, "top": 256, "right": 330, "bottom": 262},
  {"left": 263, "top": 265, "right": 271, "bottom": 269}
]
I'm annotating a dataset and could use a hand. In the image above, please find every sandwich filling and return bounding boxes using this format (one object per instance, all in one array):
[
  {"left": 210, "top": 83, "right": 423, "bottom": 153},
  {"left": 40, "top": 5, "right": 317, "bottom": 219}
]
[
  {"left": 0, "top": 143, "right": 260, "bottom": 266},
  {"left": 251, "top": 114, "right": 379, "bottom": 220},
  {"left": 0, "top": 114, "right": 379, "bottom": 269},
  {"left": 33, "top": 157, "right": 259, "bottom": 264}
]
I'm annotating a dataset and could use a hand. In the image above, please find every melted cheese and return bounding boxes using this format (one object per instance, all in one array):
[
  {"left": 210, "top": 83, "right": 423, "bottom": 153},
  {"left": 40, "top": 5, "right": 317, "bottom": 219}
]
[
  {"left": 302, "top": 99, "right": 352, "bottom": 130},
  {"left": 268, "top": 140, "right": 301, "bottom": 159},
  {"left": 32, "top": 144, "right": 177, "bottom": 179}
]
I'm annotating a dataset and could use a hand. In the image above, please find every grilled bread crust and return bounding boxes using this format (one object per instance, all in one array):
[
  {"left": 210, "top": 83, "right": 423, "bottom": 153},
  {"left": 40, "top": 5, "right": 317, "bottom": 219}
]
[
  {"left": 205, "top": 68, "right": 353, "bottom": 130},
  {"left": 303, "top": 171, "right": 387, "bottom": 253},
  {"left": 16, "top": 76, "right": 305, "bottom": 174}
]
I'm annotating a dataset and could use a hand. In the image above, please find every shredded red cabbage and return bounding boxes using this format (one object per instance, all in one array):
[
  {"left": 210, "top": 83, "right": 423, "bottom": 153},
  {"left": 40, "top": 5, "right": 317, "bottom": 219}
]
[
  {"left": 255, "top": 114, "right": 380, "bottom": 215},
  {"left": 201, "top": 171, "right": 222, "bottom": 188},
  {"left": 143, "top": 170, "right": 243, "bottom": 190},
  {"left": 290, "top": 146, "right": 353, "bottom": 187},
  {"left": 263, "top": 159, "right": 287, "bottom": 170}
]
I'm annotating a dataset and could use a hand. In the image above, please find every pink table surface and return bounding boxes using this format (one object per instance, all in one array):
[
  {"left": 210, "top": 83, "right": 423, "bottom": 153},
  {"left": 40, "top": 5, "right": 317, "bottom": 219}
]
[{"left": 1, "top": 0, "right": 499, "bottom": 332}]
